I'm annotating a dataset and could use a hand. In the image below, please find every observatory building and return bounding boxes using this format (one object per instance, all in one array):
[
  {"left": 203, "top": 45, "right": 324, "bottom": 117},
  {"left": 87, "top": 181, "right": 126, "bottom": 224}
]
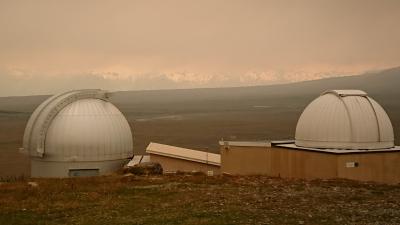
[
  {"left": 295, "top": 90, "right": 394, "bottom": 150},
  {"left": 220, "top": 90, "right": 400, "bottom": 184},
  {"left": 22, "top": 89, "right": 133, "bottom": 178}
]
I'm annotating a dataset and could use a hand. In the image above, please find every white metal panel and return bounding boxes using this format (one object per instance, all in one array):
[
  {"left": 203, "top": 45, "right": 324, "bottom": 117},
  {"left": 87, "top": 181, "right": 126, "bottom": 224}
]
[
  {"left": 126, "top": 155, "right": 150, "bottom": 167},
  {"left": 369, "top": 97, "right": 394, "bottom": 142},
  {"left": 323, "top": 90, "right": 367, "bottom": 97},
  {"left": 127, "top": 155, "right": 144, "bottom": 167},
  {"left": 342, "top": 96, "right": 379, "bottom": 142},
  {"left": 22, "top": 89, "right": 108, "bottom": 157},
  {"left": 295, "top": 90, "right": 394, "bottom": 150},
  {"left": 296, "top": 94, "right": 351, "bottom": 143},
  {"left": 146, "top": 142, "right": 221, "bottom": 166},
  {"left": 45, "top": 99, "right": 133, "bottom": 161}
]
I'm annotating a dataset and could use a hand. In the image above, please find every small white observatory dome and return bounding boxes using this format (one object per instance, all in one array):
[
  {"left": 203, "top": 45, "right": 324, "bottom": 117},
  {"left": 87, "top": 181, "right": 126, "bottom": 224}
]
[
  {"left": 295, "top": 90, "right": 394, "bottom": 150},
  {"left": 22, "top": 89, "right": 133, "bottom": 177}
]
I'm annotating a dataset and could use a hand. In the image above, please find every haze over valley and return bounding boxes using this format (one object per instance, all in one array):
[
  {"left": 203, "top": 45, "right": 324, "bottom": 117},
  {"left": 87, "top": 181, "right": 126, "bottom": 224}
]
[{"left": 1, "top": 67, "right": 399, "bottom": 177}]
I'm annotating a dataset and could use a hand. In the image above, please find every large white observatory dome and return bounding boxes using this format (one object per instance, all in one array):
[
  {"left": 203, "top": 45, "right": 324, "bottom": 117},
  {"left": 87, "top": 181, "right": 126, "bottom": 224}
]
[
  {"left": 295, "top": 90, "right": 394, "bottom": 150},
  {"left": 22, "top": 89, "right": 133, "bottom": 177}
]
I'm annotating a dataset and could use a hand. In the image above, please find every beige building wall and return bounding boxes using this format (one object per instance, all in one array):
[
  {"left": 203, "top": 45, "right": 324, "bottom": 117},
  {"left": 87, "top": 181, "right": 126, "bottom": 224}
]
[
  {"left": 337, "top": 153, "right": 400, "bottom": 184},
  {"left": 221, "top": 146, "right": 337, "bottom": 179},
  {"left": 221, "top": 145, "right": 400, "bottom": 184},
  {"left": 221, "top": 146, "right": 269, "bottom": 175},
  {"left": 149, "top": 154, "right": 221, "bottom": 175},
  {"left": 268, "top": 147, "right": 337, "bottom": 179}
]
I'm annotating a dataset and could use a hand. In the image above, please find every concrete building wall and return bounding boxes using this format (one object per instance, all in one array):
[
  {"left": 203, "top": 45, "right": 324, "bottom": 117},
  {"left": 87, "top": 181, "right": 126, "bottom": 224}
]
[
  {"left": 268, "top": 147, "right": 337, "bottom": 179},
  {"left": 149, "top": 154, "right": 220, "bottom": 175},
  {"left": 221, "top": 146, "right": 337, "bottom": 179},
  {"left": 221, "top": 146, "right": 269, "bottom": 175},
  {"left": 221, "top": 145, "right": 400, "bottom": 184},
  {"left": 31, "top": 158, "right": 129, "bottom": 177},
  {"left": 337, "top": 153, "right": 400, "bottom": 184}
]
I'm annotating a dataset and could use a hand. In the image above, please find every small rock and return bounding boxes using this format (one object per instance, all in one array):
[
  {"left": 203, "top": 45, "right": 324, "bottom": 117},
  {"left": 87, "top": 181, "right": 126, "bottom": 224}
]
[
  {"left": 123, "top": 173, "right": 134, "bottom": 177},
  {"left": 28, "top": 182, "right": 38, "bottom": 188}
]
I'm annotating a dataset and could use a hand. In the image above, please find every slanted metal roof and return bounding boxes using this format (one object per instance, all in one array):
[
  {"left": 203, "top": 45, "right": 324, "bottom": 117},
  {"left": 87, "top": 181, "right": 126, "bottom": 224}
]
[
  {"left": 146, "top": 142, "right": 221, "bottom": 166},
  {"left": 127, "top": 155, "right": 150, "bottom": 167}
]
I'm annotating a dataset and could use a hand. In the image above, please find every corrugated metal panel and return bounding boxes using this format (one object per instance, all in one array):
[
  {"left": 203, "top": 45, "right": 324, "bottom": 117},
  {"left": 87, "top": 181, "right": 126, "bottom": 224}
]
[
  {"left": 45, "top": 99, "right": 133, "bottom": 161},
  {"left": 146, "top": 142, "right": 220, "bottom": 166},
  {"left": 295, "top": 90, "right": 394, "bottom": 150},
  {"left": 342, "top": 96, "right": 379, "bottom": 142},
  {"left": 296, "top": 94, "right": 352, "bottom": 143},
  {"left": 23, "top": 89, "right": 109, "bottom": 157},
  {"left": 369, "top": 97, "right": 394, "bottom": 142}
]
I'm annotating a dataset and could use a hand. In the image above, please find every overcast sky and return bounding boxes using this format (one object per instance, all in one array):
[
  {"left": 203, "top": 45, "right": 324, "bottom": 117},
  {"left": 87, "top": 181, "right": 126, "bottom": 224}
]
[{"left": 0, "top": 0, "right": 399, "bottom": 96}]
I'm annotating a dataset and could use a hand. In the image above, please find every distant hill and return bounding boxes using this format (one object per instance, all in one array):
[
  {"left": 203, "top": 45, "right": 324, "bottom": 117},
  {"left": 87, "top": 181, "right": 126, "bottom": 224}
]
[
  {"left": 106, "top": 66, "right": 399, "bottom": 108},
  {"left": 108, "top": 66, "right": 400, "bottom": 114},
  {"left": 1, "top": 66, "right": 399, "bottom": 113},
  {"left": 0, "top": 67, "right": 400, "bottom": 115}
]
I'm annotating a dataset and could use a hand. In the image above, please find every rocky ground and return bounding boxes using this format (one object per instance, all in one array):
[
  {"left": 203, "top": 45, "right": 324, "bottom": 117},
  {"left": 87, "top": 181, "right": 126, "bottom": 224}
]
[{"left": 1, "top": 175, "right": 400, "bottom": 225}]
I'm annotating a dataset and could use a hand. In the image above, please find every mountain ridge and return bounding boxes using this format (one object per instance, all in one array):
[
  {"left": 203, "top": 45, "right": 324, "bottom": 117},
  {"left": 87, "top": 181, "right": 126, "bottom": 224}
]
[{"left": 0, "top": 66, "right": 399, "bottom": 112}]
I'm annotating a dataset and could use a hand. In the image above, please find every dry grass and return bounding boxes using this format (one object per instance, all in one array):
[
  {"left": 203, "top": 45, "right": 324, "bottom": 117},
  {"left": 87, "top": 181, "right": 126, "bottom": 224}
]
[{"left": 1, "top": 175, "right": 400, "bottom": 225}]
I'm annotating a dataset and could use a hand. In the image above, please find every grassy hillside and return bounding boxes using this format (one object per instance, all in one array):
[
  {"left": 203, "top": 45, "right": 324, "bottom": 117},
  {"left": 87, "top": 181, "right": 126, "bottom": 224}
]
[{"left": 1, "top": 175, "right": 400, "bottom": 225}]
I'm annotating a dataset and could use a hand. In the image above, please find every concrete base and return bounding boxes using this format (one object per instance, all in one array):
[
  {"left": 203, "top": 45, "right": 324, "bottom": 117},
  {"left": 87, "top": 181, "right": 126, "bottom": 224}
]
[{"left": 31, "top": 158, "right": 129, "bottom": 178}]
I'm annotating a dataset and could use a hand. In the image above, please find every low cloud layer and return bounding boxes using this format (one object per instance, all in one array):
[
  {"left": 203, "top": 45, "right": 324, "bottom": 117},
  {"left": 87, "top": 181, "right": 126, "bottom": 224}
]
[
  {"left": 0, "top": 0, "right": 399, "bottom": 96},
  {"left": 0, "top": 67, "right": 375, "bottom": 96}
]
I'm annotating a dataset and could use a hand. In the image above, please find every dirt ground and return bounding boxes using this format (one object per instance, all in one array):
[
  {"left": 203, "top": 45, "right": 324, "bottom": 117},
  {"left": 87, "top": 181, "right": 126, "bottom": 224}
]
[
  {"left": 0, "top": 113, "right": 30, "bottom": 178},
  {"left": 1, "top": 175, "right": 400, "bottom": 225}
]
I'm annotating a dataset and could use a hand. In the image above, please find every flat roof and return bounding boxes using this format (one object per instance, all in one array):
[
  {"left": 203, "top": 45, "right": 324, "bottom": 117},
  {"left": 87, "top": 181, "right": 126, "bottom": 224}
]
[
  {"left": 219, "top": 140, "right": 295, "bottom": 147},
  {"left": 276, "top": 143, "right": 400, "bottom": 154},
  {"left": 322, "top": 90, "right": 367, "bottom": 97},
  {"left": 271, "top": 140, "right": 295, "bottom": 145},
  {"left": 219, "top": 141, "right": 271, "bottom": 147},
  {"left": 146, "top": 142, "right": 221, "bottom": 166},
  {"left": 218, "top": 139, "right": 400, "bottom": 154}
]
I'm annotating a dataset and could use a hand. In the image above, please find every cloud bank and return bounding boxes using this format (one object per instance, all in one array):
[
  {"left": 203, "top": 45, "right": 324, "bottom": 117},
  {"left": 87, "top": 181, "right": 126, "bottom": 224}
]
[{"left": 0, "top": 0, "right": 399, "bottom": 96}]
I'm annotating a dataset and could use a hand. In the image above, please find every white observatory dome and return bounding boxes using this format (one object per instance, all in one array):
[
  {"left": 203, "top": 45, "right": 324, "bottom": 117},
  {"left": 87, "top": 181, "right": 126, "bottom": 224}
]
[
  {"left": 295, "top": 90, "right": 394, "bottom": 150},
  {"left": 22, "top": 90, "right": 133, "bottom": 177}
]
